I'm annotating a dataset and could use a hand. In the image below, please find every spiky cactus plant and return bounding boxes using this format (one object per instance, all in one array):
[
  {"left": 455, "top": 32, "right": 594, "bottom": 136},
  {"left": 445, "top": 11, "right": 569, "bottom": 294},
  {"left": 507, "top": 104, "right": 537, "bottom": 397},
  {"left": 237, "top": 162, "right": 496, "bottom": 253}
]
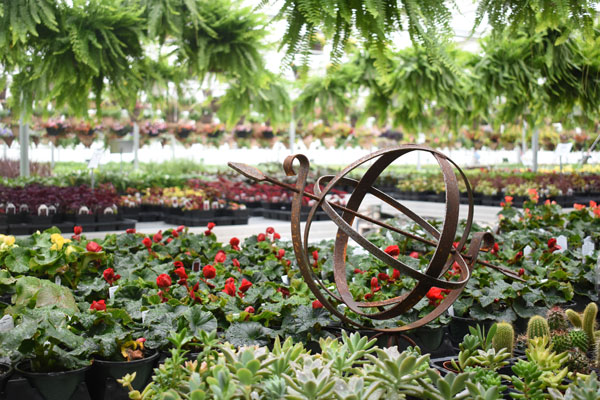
[
  {"left": 567, "top": 348, "right": 591, "bottom": 374},
  {"left": 492, "top": 322, "right": 515, "bottom": 356},
  {"left": 569, "top": 329, "right": 590, "bottom": 352},
  {"left": 551, "top": 331, "right": 572, "bottom": 353},
  {"left": 566, "top": 309, "right": 583, "bottom": 328},
  {"left": 527, "top": 315, "right": 550, "bottom": 341},
  {"left": 582, "top": 302, "right": 598, "bottom": 345},
  {"left": 595, "top": 337, "right": 600, "bottom": 368},
  {"left": 547, "top": 307, "right": 569, "bottom": 331}
]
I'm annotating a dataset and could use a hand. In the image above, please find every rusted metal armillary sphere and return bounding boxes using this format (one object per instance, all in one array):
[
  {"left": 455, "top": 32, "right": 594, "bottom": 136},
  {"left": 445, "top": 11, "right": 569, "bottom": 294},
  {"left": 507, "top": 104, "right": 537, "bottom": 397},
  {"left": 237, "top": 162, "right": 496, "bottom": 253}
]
[{"left": 229, "top": 145, "right": 522, "bottom": 332}]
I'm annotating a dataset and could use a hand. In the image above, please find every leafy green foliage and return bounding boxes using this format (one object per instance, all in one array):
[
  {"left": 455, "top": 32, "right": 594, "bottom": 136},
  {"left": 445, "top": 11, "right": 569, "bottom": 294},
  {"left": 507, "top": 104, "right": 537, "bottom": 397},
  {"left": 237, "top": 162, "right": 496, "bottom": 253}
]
[
  {"left": 0, "top": 307, "right": 95, "bottom": 372},
  {"left": 474, "top": 0, "right": 597, "bottom": 37},
  {"left": 8, "top": 0, "right": 144, "bottom": 117},
  {"left": 0, "top": 0, "right": 58, "bottom": 46},
  {"left": 177, "top": 0, "right": 266, "bottom": 81},
  {"left": 267, "top": 0, "right": 449, "bottom": 69}
]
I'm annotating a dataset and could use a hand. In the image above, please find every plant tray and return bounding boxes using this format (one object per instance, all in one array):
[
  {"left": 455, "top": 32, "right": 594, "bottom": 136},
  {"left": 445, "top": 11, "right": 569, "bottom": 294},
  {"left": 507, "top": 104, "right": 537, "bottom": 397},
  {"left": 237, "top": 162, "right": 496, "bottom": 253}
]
[
  {"left": 136, "top": 212, "right": 164, "bottom": 222},
  {"left": 4, "top": 374, "right": 91, "bottom": 400}
]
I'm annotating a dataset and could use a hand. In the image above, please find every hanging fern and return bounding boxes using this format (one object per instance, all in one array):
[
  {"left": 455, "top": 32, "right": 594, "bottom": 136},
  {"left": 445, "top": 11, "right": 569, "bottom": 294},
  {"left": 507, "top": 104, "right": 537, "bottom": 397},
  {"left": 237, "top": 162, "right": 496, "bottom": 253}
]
[
  {"left": 217, "top": 71, "right": 291, "bottom": 126},
  {"left": 0, "top": 0, "right": 58, "bottom": 46},
  {"left": 473, "top": 26, "right": 591, "bottom": 126},
  {"left": 8, "top": 0, "right": 144, "bottom": 117},
  {"left": 264, "top": 0, "right": 454, "bottom": 70},
  {"left": 474, "top": 0, "right": 598, "bottom": 37},
  {"left": 138, "top": 0, "right": 214, "bottom": 44},
  {"left": 177, "top": 0, "right": 268, "bottom": 82}
]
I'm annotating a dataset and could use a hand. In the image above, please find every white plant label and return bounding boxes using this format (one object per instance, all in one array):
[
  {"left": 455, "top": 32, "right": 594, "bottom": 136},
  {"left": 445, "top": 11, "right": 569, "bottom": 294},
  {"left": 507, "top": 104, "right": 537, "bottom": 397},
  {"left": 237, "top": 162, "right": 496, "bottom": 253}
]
[
  {"left": 523, "top": 245, "right": 532, "bottom": 257},
  {"left": 556, "top": 235, "right": 568, "bottom": 253},
  {"left": 109, "top": 285, "right": 119, "bottom": 299},
  {"left": 447, "top": 305, "right": 455, "bottom": 317},
  {"left": 281, "top": 275, "right": 289, "bottom": 285},
  {"left": 87, "top": 149, "right": 104, "bottom": 169},
  {"left": 582, "top": 237, "right": 595, "bottom": 257},
  {"left": 54, "top": 275, "right": 61, "bottom": 285},
  {"left": 141, "top": 310, "right": 149, "bottom": 324}
]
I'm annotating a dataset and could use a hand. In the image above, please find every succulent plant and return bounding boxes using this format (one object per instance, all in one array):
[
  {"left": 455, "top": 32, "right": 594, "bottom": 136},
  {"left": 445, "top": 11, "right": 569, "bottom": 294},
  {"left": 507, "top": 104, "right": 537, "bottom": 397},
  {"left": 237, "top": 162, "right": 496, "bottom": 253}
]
[
  {"left": 547, "top": 306, "right": 569, "bottom": 331},
  {"left": 567, "top": 348, "right": 591, "bottom": 374},
  {"left": 569, "top": 329, "right": 590, "bottom": 353},
  {"left": 550, "top": 331, "right": 572, "bottom": 354},
  {"left": 566, "top": 309, "right": 583, "bottom": 328},
  {"left": 582, "top": 302, "right": 598, "bottom": 345},
  {"left": 527, "top": 315, "right": 550, "bottom": 341},
  {"left": 595, "top": 337, "right": 600, "bottom": 368},
  {"left": 492, "top": 322, "right": 515, "bottom": 357}
]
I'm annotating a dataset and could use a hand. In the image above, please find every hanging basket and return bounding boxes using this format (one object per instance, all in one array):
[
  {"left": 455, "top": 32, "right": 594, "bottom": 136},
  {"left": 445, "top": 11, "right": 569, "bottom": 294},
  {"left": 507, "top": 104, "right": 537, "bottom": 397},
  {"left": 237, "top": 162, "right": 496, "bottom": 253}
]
[
  {"left": 45, "top": 126, "right": 65, "bottom": 136},
  {"left": 175, "top": 128, "right": 193, "bottom": 140},
  {"left": 322, "top": 137, "right": 336, "bottom": 148},
  {"left": 2, "top": 136, "right": 14, "bottom": 147},
  {"left": 302, "top": 135, "right": 313, "bottom": 147},
  {"left": 77, "top": 132, "right": 96, "bottom": 147}
]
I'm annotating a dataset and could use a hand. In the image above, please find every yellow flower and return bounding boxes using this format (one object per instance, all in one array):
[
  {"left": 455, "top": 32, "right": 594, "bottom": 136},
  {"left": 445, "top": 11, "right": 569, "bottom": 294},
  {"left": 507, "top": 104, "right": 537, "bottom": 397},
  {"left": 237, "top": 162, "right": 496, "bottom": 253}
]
[
  {"left": 50, "top": 234, "right": 71, "bottom": 251},
  {"left": 65, "top": 245, "right": 76, "bottom": 256},
  {"left": 5, "top": 236, "right": 14, "bottom": 246},
  {"left": 0, "top": 235, "right": 15, "bottom": 246}
]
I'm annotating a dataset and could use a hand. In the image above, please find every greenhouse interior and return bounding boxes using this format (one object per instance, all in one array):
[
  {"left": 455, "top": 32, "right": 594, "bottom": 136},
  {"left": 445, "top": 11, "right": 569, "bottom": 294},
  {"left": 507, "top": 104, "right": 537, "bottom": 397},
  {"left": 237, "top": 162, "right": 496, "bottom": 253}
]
[{"left": 3, "top": 1, "right": 600, "bottom": 399}]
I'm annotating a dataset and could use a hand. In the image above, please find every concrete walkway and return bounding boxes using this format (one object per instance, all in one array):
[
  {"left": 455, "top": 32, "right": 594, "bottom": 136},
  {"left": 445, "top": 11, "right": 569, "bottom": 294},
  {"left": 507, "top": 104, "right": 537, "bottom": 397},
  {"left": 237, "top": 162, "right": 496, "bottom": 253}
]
[{"left": 81, "top": 198, "right": 505, "bottom": 242}]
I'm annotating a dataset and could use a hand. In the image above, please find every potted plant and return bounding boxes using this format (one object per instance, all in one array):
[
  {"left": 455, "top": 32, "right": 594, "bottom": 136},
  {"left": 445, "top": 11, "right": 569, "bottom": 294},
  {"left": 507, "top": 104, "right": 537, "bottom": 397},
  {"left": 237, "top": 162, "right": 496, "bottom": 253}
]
[
  {"left": 233, "top": 124, "right": 252, "bottom": 139},
  {"left": 1, "top": 307, "right": 95, "bottom": 400},
  {"left": 175, "top": 122, "right": 195, "bottom": 140},
  {"left": 140, "top": 120, "right": 167, "bottom": 138},
  {"left": 84, "top": 307, "right": 159, "bottom": 400},
  {"left": 72, "top": 121, "right": 98, "bottom": 148},
  {"left": 0, "top": 361, "right": 12, "bottom": 396},
  {"left": 109, "top": 121, "right": 132, "bottom": 138},
  {"left": 43, "top": 119, "right": 68, "bottom": 137},
  {"left": 0, "top": 124, "right": 15, "bottom": 147}
]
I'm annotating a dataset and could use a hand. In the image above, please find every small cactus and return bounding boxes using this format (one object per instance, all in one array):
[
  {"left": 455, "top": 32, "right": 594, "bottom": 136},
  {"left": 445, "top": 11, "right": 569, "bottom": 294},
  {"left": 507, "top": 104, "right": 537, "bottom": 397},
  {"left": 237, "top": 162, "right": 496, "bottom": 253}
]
[
  {"left": 595, "top": 337, "right": 600, "bottom": 368},
  {"left": 547, "top": 306, "right": 569, "bottom": 331},
  {"left": 492, "top": 322, "right": 515, "bottom": 356},
  {"left": 569, "top": 329, "right": 590, "bottom": 352},
  {"left": 567, "top": 348, "right": 591, "bottom": 374},
  {"left": 582, "top": 302, "right": 598, "bottom": 344},
  {"left": 551, "top": 331, "right": 572, "bottom": 353},
  {"left": 527, "top": 315, "right": 550, "bottom": 341},
  {"left": 566, "top": 309, "right": 583, "bottom": 328}
]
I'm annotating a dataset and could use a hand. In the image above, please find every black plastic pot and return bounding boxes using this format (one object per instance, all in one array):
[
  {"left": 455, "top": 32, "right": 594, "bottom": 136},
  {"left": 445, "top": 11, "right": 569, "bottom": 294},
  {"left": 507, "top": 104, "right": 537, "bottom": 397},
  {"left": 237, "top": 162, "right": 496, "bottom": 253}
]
[
  {"left": 448, "top": 316, "right": 495, "bottom": 347},
  {"left": 6, "top": 213, "right": 25, "bottom": 224},
  {"left": 16, "top": 361, "right": 91, "bottom": 400},
  {"left": 235, "top": 130, "right": 251, "bottom": 139},
  {"left": 0, "top": 362, "right": 13, "bottom": 394},
  {"left": 66, "top": 214, "right": 95, "bottom": 224},
  {"left": 86, "top": 350, "right": 159, "bottom": 400},
  {"left": 431, "top": 355, "right": 523, "bottom": 377},
  {"left": 30, "top": 215, "right": 53, "bottom": 226},
  {"left": 96, "top": 213, "right": 117, "bottom": 223},
  {"left": 406, "top": 326, "right": 446, "bottom": 353}
]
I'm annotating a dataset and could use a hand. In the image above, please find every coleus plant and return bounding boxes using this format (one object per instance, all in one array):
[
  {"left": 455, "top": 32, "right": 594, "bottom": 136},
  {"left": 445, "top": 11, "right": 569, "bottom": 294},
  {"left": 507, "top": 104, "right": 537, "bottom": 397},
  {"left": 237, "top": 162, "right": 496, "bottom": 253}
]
[{"left": 0, "top": 183, "right": 119, "bottom": 215}]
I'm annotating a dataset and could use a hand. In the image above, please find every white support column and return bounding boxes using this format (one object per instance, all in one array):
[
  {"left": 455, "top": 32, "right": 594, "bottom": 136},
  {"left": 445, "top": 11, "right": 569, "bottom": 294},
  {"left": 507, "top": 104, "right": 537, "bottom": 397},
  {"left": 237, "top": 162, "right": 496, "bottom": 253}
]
[
  {"left": 133, "top": 121, "right": 140, "bottom": 169},
  {"left": 289, "top": 111, "right": 295, "bottom": 154},
  {"left": 532, "top": 127, "right": 539, "bottom": 173},
  {"left": 19, "top": 116, "right": 29, "bottom": 177}
]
